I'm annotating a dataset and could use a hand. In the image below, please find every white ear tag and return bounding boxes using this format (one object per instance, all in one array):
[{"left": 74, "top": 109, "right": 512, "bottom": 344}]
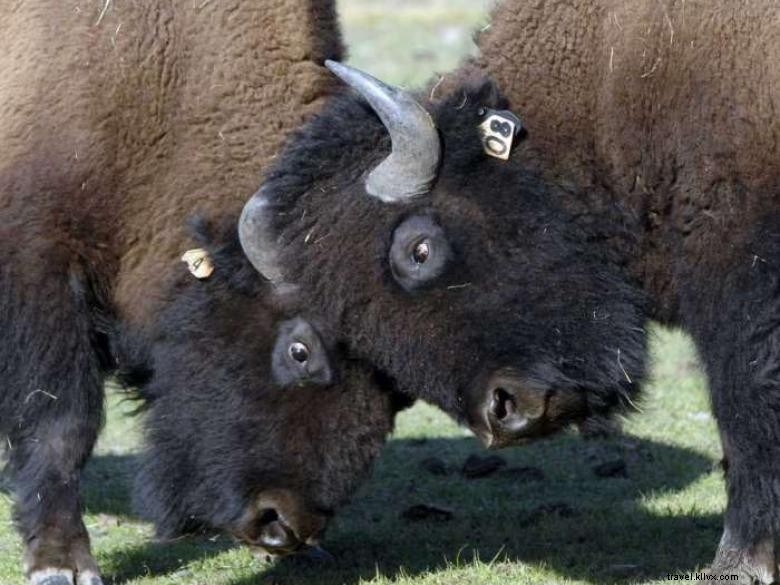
[
  {"left": 478, "top": 108, "right": 522, "bottom": 160},
  {"left": 181, "top": 248, "right": 214, "bottom": 279}
]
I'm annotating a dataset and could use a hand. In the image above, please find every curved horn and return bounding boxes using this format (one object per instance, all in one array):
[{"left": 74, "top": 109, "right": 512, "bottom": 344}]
[
  {"left": 238, "top": 188, "right": 285, "bottom": 284},
  {"left": 325, "top": 60, "right": 441, "bottom": 203}
]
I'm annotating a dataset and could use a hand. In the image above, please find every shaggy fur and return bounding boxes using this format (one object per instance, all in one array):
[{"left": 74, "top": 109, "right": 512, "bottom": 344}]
[
  {"left": 0, "top": 1, "right": 342, "bottom": 581},
  {"left": 117, "top": 219, "right": 402, "bottom": 548},
  {"left": 454, "top": 0, "right": 779, "bottom": 580}
]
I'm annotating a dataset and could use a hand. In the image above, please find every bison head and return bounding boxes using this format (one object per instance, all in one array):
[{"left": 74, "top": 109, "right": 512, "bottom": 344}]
[
  {"left": 239, "top": 63, "right": 648, "bottom": 449},
  {"left": 125, "top": 219, "right": 406, "bottom": 558}
]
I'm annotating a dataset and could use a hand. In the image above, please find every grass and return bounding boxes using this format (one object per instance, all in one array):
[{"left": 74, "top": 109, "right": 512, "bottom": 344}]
[
  {"left": 340, "top": 0, "right": 496, "bottom": 86},
  {"left": 0, "top": 2, "right": 727, "bottom": 584}
]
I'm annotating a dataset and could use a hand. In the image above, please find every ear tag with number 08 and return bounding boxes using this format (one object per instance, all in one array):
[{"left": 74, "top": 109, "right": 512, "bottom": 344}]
[{"left": 478, "top": 108, "right": 522, "bottom": 161}]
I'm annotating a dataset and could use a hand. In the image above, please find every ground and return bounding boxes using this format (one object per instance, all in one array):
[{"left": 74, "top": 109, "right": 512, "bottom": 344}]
[{"left": 0, "top": 1, "right": 728, "bottom": 584}]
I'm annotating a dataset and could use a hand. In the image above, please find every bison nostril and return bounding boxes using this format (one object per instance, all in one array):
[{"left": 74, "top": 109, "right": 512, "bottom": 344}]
[
  {"left": 491, "top": 387, "right": 516, "bottom": 421},
  {"left": 258, "top": 508, "right": 279, "bottom": 526}
]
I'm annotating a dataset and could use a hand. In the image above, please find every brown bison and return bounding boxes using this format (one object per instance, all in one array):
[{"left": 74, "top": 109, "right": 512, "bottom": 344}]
[
  {"left": 238, "top": 1, "right": 779, "bottom": 581},
  {"left": 0, "top": 1, "right": 394, "bottom": 584}
]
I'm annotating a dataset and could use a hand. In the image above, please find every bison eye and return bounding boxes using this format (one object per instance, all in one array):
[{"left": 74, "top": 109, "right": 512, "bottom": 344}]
[
  {"left": 288, "top": 342, "right": 309, "bottom": 364},
  {"left": 412, "top": 240, "right": 430, "bottom": 264},
  {"left": 390, "top": 215, "right": 451, "bottom": 291},
  {"left": 272, "top": 318, "right": 334, "bottom": 387}
]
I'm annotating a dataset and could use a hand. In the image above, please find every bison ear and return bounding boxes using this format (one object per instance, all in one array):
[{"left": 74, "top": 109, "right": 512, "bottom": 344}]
[
  {"left": 238, "top": 187, "right": 286, "bottom": 285},
  {"left": 325, "top": 60, "right": 441, "bottom": 203}
]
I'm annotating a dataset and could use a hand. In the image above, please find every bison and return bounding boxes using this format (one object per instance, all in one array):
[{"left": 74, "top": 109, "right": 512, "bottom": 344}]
[
  {"left": 117, "top": 219, "right": 405, "bottom": 561},
  {"left": 238, "top": 1, "right": 778, "bottom": 581},
  {"left": 0, "top": 1, "right": 380, "bottom": 583}
]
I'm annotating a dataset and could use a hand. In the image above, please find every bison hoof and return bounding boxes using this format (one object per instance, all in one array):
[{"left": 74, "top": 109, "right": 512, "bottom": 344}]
[
  {"left": 30, "top": 569, "right": 74, "bottom": 585},
  {"left": 706, "top": 533, "right": 777, "bottom": 584},
  {"left": 29, "top": 569, "right": 104, "bottom": 585}
]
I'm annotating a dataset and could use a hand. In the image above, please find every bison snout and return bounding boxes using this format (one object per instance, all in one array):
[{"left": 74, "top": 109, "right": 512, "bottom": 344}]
[
  {"left": 236, "top": 489, "right": 329, "bottom": 558},
  {"left": 468, "top": 369, "right": 549, "bottom": 449}
]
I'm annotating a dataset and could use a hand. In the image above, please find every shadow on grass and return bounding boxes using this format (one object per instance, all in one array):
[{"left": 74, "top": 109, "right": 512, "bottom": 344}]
[
  {"left": 81, "top": 453, "right": 138, "bottom": 518},
  {"left": 69, "top": 432, "right": 721, "bottom": 585},
  {"left": 241, "top": 434, "right": 720, "bottom": 585},
  {"left": 100, "top": 534, "right": 233, "bottom": 585}
]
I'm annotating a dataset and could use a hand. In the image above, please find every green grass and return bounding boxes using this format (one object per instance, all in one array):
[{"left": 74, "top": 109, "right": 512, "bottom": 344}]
[
  {"left": 0, "top": 2, "right": 728, "bottom": 584},
  {"left": 340, "top": 0, "right": 496, "bottom": 86}
]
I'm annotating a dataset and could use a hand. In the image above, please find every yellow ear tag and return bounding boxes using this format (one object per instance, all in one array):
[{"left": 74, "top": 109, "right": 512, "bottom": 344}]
[
  {"left": 181, "top": 248, "right": 214, "bottom": 279},
  {"left": 478, "top": 108, "right": 522, "bottom": 161}
]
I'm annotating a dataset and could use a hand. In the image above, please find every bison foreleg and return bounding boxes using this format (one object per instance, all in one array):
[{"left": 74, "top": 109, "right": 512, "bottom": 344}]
[
  {"left": 684, "top": 234, "right": 780, "bottom": 585},
  {"left": 3, "top": 261, "right": 108, "bottom": 585}
]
